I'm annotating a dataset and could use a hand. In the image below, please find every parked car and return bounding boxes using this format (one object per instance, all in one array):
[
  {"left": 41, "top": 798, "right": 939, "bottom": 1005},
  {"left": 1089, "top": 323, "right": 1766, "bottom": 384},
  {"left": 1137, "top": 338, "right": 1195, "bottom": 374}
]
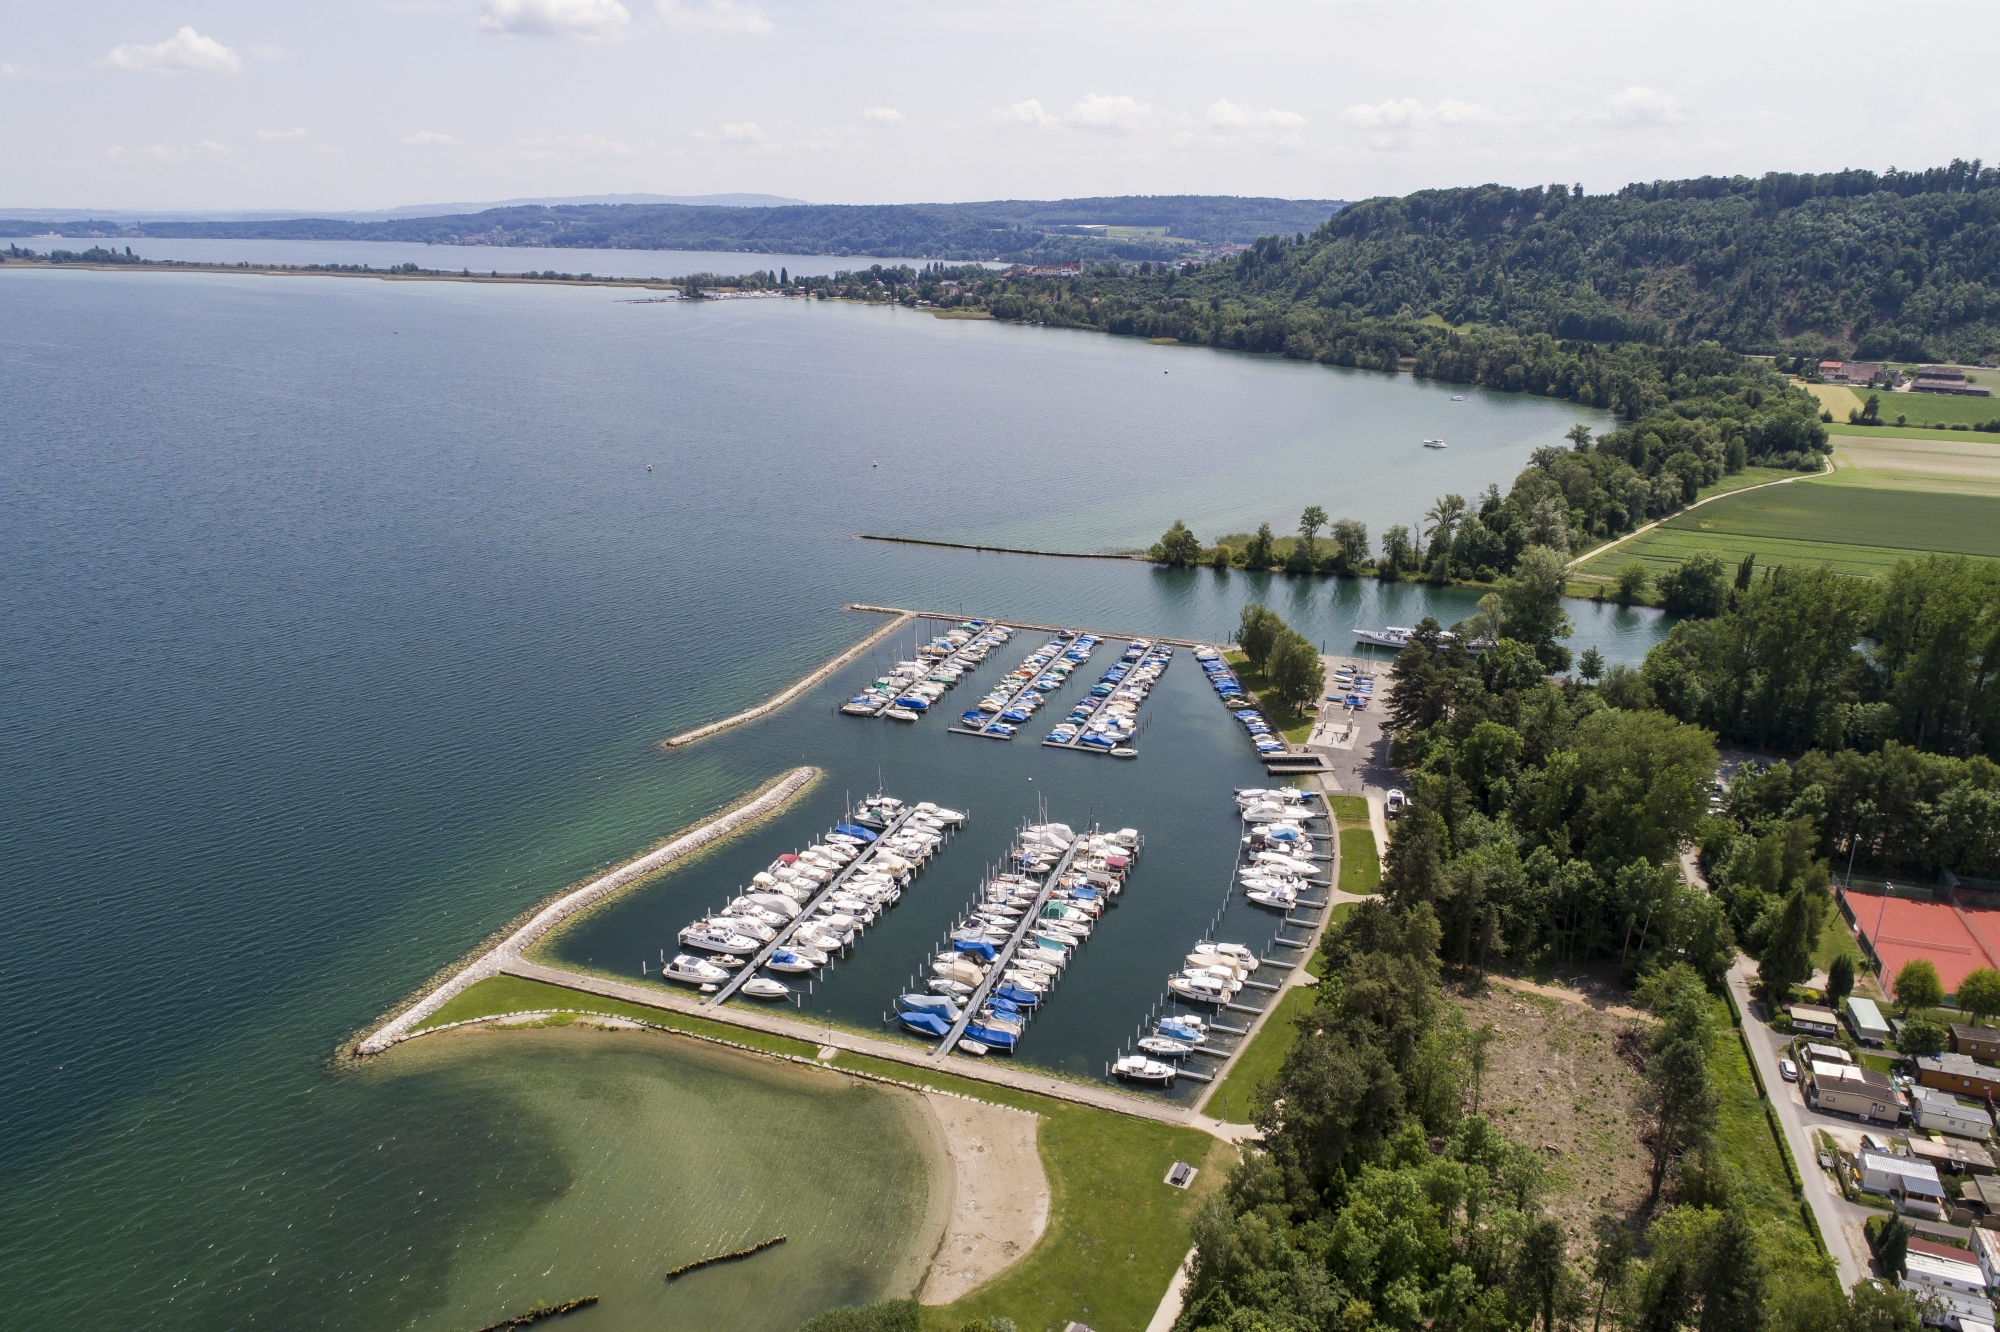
[
  {"left": 1779, "top": 1058, "right": 1798, "bottom": 1082},
  {"left": 1385, "top": 789, "right": 1406, "bottom": 818}
]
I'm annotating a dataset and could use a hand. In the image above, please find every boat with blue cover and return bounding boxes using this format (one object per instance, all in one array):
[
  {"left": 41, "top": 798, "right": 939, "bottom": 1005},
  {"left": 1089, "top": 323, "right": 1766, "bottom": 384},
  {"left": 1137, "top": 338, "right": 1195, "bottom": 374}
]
[{"left": 901, "top": 1010, "right": 952, "bottom": 1038}]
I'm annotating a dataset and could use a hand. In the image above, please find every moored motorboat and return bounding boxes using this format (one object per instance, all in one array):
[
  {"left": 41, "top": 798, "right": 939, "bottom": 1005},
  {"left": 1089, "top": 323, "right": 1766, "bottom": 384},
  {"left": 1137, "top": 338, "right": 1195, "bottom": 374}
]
[
  {"left": 1137, "top": 1035, "right": 1193, "bottom": 1058},
  {"left": 1113, "top": 1054, "right": 1176, "bottom": 1084},
  {"left": 740, "top": 977, "right": 791, "bottom": 1000}
]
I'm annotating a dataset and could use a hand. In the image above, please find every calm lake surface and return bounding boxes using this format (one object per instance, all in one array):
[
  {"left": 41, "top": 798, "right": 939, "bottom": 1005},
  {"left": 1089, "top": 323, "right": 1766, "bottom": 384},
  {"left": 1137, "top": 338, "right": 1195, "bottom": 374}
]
[
  {"left": 0, "top": 268, "right": 1665, "bottom": 1327},
  {"left": 0, "top": 235, "right": 970, "bottom": 279}
]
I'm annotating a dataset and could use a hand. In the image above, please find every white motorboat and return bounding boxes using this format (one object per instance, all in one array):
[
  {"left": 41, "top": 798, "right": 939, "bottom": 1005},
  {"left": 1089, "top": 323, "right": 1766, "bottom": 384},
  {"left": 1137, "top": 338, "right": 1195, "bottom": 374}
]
[
  {"left": 1247, "top": 886, "right": 1299, "bottom": 910},
  {"left": 1386, "top": 789, "right": 1406, "bottom": 816},
  {"left": 1168, "top": 974, "right": 1230, "bottom": 1004},
  {"left": 884, "top": 708, "right": 920, "bottom": 722},
  {"left": 1113, "top": 1055, "right": 1177, "bottom": 1085},
  {"left": 1422, "top": 438, "right": 1448, "bottom": 448},
  {"left": 741, "top": 977, "right": 791, "bottom": 1000},
  {"left": 957, "top": 1039, "right": 991, "bottom": 1057},
  {"left": 679, "top": 925, "right": 761, "bottom": 955},
  {"left": 663, "top": 954, "right": 730, "bottom": 984},
  {"left": 929, "top": 978, "right": 974, "bottom": 998},
  {"left": 1193, "top": 942, "right": 1257, "bottom": 970},
  {"left": 1111, "top": 747, "right": 1138, "bottom": 759},
  {"left": 1137, "top": 1035, "right": 1194, "bottom": 1058},
  {"left": 1354, "top": 626, "right": 1416, "bottom": 649},
  {"left": 764, "top": 949, "right": 818, "bottom": 974}
]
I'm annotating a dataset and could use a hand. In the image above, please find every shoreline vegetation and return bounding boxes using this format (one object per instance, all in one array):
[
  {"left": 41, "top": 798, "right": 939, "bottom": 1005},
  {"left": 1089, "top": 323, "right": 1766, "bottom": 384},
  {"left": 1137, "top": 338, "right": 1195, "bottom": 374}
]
[{"left": 352, "top": 765, "right": 818, "bottom": 1056}]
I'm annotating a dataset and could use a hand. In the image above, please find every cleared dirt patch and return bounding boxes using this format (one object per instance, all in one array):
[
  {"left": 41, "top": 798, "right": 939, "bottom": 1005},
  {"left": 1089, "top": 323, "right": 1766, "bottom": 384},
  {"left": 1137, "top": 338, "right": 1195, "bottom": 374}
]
[{"left": 1451, "top": 981, "right": 1653, "bottom": 1249}]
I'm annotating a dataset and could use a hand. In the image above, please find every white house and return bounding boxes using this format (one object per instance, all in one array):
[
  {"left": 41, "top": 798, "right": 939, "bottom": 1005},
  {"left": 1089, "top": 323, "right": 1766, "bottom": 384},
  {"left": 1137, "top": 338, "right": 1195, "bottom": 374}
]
[
  {"left": 1848, "top": 997, "right": 1893, "bottom": 1047},
  {"left": 1973, "top": 1225, "right": 2000, "bottom": 1290},
  {"left": 1902, "top": 1248, "right": 1994, "bottom": 1326},
  {"left": 1859, "top": 1150, "right": 1949, "bottom": 1216},
  {"left": 1913, "top": 1086, "right": 1995, "bottom": 1140}
]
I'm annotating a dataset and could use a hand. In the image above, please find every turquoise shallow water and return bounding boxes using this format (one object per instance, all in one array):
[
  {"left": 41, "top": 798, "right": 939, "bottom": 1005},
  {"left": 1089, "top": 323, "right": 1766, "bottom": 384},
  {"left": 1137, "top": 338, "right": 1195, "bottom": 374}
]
[{"left": 0, "top": 268, "right": 1664, "bottom": 1326}]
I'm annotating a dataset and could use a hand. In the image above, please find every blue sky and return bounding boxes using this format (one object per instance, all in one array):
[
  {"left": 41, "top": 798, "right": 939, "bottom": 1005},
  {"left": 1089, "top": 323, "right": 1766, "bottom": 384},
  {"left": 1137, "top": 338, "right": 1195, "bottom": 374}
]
[{"left": 4, "top": 0, "right": 1995, "bottom": 211}]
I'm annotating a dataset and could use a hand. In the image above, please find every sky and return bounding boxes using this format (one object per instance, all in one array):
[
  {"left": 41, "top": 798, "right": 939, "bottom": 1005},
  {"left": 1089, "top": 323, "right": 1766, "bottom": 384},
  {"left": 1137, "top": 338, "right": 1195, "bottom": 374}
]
[{"left": 3, "top": 0, "right": 1996, "bottom": 212}]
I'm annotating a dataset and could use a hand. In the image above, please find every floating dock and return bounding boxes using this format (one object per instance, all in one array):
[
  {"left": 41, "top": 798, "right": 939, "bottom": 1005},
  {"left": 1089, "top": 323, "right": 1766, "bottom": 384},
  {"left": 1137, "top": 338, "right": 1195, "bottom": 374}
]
[
  {"left": 1040, "top": 640, "right": 1172, "bottom": 757},
  {"left": 949, "top": 631, "right": 1093, "bottom": 741},
  {"left": 934, "top": 835, "right": 1088, "bottom": 1057},
  {"left": 706, "top": 803, "right": 944, "bottom": 1006}
]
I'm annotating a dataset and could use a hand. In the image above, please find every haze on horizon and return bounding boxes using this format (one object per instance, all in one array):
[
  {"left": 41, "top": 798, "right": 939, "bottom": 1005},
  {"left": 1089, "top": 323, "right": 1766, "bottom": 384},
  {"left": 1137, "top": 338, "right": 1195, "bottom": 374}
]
[{"left": 3, "top": 0, "right": 1994, "bottom": 215}]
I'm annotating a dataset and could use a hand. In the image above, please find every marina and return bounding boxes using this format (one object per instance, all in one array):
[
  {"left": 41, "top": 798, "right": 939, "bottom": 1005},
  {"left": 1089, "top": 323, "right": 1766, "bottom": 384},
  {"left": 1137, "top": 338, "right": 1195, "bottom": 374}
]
[
  {"left": 838, "top": 620, "right": 1013, "bottom": 722},
  {"left": 950, "top": 630, "right": 1100, "bottom": 741},
  {"left": 892, "top": 816, "right": 1144, "bottom": 1059},
  {"left": 675, "top": 794, "right": 966, "bottom": 1006},
  {"left": 1039, "top": 638, "right": 1173, "bottom": 757},
  {"left": 1106, "top": 786, "right": 1334, "bottom": 1091}
]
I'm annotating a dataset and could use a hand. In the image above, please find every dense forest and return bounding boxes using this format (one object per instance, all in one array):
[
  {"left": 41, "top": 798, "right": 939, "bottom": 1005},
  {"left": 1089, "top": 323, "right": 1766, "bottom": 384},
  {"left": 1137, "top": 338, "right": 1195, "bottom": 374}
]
[
  {"left": 899, "top": 161, "right": 2000, "bottom": 361},
  {"left": 0, "top": 194, "right": 1344, "bottom": 265}
]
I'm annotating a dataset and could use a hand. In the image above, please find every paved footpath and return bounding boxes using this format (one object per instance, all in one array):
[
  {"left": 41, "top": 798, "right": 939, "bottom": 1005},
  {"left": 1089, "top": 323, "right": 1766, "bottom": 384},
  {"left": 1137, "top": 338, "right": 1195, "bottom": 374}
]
[{"left": 502, "top": 959, "right": 1202, "bottom": 1127}]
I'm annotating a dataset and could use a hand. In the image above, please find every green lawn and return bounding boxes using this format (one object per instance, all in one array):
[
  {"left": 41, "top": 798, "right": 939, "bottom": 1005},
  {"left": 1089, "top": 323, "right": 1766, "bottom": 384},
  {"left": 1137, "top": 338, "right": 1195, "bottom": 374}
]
[
  {"left": 1811, "top": 910, "right": 1867, "bottom": 977},
  {"left": 824, "top": 1056, "right": 1232, "bottom": 1332},
  {"left": 1205, "top": 985, "right": 1315, "bottom": 1125},
  {"left": 1338, "top": 828, "right": 1380, "bottom": 895},
  {"left": 405, "top": 982, "right": 1230, "bottom": 1332},
  {"left": 1847, "top": 394, "right": 2000, "bottom": 430},
  {"left": 1710, "top": 999, "right": 1832, "bottom": 1278},
  {"left": 1327, "top": 794, "right": 1370, "bottom": 824}
]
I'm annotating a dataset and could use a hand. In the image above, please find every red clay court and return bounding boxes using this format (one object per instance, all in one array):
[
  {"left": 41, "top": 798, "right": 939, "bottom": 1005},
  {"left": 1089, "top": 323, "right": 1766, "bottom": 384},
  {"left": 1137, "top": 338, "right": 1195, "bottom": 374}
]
[{"left": 1847, "top": 891, "right": 2000, "bottom": 994}]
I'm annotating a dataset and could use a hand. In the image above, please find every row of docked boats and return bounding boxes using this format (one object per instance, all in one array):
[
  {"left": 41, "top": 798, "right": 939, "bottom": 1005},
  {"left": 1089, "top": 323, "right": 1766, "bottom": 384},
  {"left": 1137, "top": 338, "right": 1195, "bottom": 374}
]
[
  {"left": 897, "top": 821, "right": 1140, "bottom": 1056},
  {"left": 842, "top": 621, "right": 1013, "bottom": 721},
  {"left": 1111, "top": 941, "right": 1262, "bottom": 1084},
  {"left": 1191, "top": 646, "right": 1288, "bottom": 758},
  {"left": 1042, "top": 639, "right": 1171, "bottom": 756},
  {"left": 953, "top": 631, "right": 1101, "bottom": 740},
  {"left": 664, "top": 794, "right": 965, "bottom": 1000},
  {"left": 1236, "top": 787, "right": 1329, "bottom": 913},
  {"left": 1327, "top": 663, "right": 1375, "bottom": 712}
]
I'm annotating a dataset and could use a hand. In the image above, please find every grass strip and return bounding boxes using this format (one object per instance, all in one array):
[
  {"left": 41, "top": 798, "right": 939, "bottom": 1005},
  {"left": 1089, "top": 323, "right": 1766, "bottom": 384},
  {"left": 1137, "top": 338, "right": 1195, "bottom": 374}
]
[
  {"left": 1326, "top": 794, "right": 1370, "bottom": 824},
  {"left": 409, "top": 974, "right": 821, "bottom": 1058},
  {"left": 1337, "top": 827, "right": 1380, "bottom": 895},
  {"left": 1224, "top": 650, "right": 1314, "bottom": 742},
  {"left": 1206, "top": 984, "right": 1315, "bottom": 1125},
  {"left": 1710, "top": 996, "right": 1827, "bottom": 1270}
]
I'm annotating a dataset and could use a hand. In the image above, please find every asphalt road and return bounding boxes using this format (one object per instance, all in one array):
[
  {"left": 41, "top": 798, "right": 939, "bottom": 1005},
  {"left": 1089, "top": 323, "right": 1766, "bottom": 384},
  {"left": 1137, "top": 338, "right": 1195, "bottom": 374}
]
[{"left": 1727, "top": 955, "right": 1872, "bottom": 1288}]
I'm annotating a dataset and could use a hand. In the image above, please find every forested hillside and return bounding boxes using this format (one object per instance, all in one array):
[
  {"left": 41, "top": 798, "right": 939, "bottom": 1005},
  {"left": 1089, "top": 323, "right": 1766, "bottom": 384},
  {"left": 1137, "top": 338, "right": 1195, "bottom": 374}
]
[
  {"left": 925, "top": 160, "right": 2000, "bottom": 362},
  {"left": 0, "top": 194, "right": 1344, "bottom": 265}
]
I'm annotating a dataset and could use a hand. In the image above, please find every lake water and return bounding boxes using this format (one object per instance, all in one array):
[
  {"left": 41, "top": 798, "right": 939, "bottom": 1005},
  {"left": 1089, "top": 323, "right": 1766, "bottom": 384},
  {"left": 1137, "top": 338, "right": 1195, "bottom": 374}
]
[
  {"left": 0, "top": 267, "right": 1664, "bottom": 1326},
  {"left": 0, "top": 235, "right": 971, "bottom": 279}
]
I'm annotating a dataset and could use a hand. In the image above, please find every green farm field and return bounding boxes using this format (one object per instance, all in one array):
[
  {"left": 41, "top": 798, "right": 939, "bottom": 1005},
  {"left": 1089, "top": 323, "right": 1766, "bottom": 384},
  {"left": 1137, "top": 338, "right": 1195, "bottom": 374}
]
[
  {"left": 1577, "top": 478, "right": 2000, "bottom": 583},
  {"left": 1805, "top": 380, "right": 2000, "bottom": 430}
]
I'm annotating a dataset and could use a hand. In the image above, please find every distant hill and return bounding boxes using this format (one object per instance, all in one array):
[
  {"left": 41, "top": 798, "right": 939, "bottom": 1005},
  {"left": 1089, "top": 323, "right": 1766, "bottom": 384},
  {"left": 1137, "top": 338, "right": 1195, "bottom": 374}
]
[
  {"left": 0, "top": 193, "right": 806, "bottom": 225},
  {"left": 0, "top": 195, "right": 1348, "bottom": 264}
]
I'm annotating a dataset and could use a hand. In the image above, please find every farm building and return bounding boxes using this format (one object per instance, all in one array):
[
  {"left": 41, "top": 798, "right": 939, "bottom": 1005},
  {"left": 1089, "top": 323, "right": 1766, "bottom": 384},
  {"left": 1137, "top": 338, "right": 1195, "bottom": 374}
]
[
  {"left": 1953, "top": 1025, "right": 2000, "bottom": 1061},
  {"left": 1808, "top": 1061, "right": 1900, "bottom": 1121},
  {"left": 1914, "top": 1087, "right": 1996, "bottom": 1140},
  {"left": 1847, "top": 997, "right": 1893, "bottom": 1047},
  {"left": 1789, "top": 1004, "right": 1841, "bottom": 1036},
  {"left": 1911, "top": 366, "right": 1993, "bottom": 397},
  {"left": 1922, "top": 1053, "right": 2000, "bottom": 1101}
]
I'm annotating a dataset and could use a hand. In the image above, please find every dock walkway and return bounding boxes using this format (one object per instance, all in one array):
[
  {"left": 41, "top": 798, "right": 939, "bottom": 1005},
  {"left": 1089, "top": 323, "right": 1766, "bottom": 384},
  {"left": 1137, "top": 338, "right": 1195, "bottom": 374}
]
[
  {"left": 1040, "top": 642, "right": 1170, "bottom": 757},
  {"left": 950, "top": 631, "right": 1079, "bottom": 742},
  {"left": 706, "top": 805, "right": 933, "bottom": 1005},
  {"left": 936, "top": 836, "right": 1087, "bottom": 1057}
]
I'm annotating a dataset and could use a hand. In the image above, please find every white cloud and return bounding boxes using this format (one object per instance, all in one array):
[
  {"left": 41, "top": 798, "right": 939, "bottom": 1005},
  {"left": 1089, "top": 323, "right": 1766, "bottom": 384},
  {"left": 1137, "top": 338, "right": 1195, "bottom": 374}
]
[
  {"left": 404, "top": 131, "right": 459, "bottom": 146},
  {"left": 1569, "top": 86, "right": 1689, "bottom": 127},
  {"left": 103, "top": 27, "right": 242, "bottom": 74},
  {"left": 1342, "top": 98, "right": 1492, "bottom": 129},
  {"left": 658, "top": 0, "right": 772, "bottom": 34},
  {"left": 478, "top": 0, "right": 631, "bottom": 40},
  {"left": 694, "top": 121, "right": 766, "bottom": 143},
  {"left": 862, "top": 107, "right": 907, "bottom": 126},
  {"left": 1065, "top": 93, "right": 1155, "bottom": 133},
  {"left": 1207, "top": 99, "right": 1305, "bottom": 131},
  {"left": 105, "top": 139, "right": 233, "bottom": 166},
  {"left": 998, "top": 99, "right": 1054, "bottom": 126},
  {"left": 258, "top": 127, "right": 309, "bottom": 141},
  {"left": 517, "top": 133, "right": 636, "bottom": 159},
  {"left": 1, "top": 63, "right": 23, "bottom": 80}
]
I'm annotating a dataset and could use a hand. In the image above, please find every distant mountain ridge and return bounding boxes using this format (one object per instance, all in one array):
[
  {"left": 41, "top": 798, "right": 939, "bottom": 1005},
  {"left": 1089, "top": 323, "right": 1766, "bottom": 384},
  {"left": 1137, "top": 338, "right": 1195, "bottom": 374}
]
[
  {"left": 0, "top": 193, "right": 807, "bottom": 225},
  {"left": 0, "top": 195, "right": 1348, "bottom": 264}
]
